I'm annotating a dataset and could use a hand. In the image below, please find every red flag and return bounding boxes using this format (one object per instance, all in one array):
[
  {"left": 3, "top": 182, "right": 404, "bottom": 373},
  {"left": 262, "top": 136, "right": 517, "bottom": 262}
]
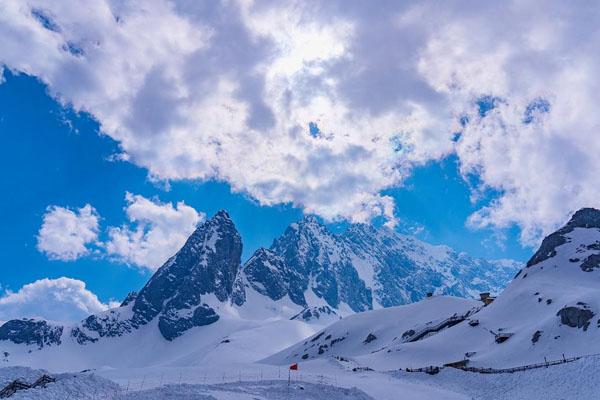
[{"left": 289, "top": 363, "right": 298, "bottom": 371}]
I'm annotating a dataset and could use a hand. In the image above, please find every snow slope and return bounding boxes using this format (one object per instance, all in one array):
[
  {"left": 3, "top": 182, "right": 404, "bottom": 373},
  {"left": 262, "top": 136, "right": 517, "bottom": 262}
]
[
  {"left": 270, "top": 208, "right": 600, "bottom": 370},
  {"left": 264, "top": 295, "right": 479, "bottom": 364}
]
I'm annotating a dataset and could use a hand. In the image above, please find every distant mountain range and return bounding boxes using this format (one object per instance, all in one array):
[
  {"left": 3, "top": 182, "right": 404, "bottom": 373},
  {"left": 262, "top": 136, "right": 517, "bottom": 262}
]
[
  {"left": 242, "top": 214, "right": 519, "bottom": 312},
  {"left": 0, "top": 210, "right": 520, "bottom": 369}
]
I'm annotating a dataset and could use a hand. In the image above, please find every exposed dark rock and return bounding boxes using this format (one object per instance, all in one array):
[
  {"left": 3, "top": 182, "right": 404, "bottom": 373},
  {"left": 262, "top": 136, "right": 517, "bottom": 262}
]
[
  {"left": 310, "top": 332, "right": 325, "bottom": 342},
  {"left": 546, "top": 299, "right": 553, "bottom": 305},
  {"left": 527, "top": 208, "right": 600, "bottom": 268},
  {"left": 532, "top": 330, "right": 542, "bottom": 343},
  {"left": 425, "top": 366, "right": 440, "bottom": 375},
  {"left": 120, "top": 291, "right": 137, "bottom": 307},
  {"left": 243, "top": 248, "right": 291, "bottom": 301},
  {"left": 363, "top": 333, "right": 377, "bottom": 344},
  {"left": 158, "top": 304, "right": 219, "bottom": 341},
  {"left": 318, "top": 344, "right": 328, "bottom": 354},
  {"left": 70, "top": 327, "right": 98, "bottom": 345},
  {"left": 402, "top": 313, "right": 470, "bottom": 343},
  {"left": 587, "top": 242, "right": 600, "bottom": 251},
  {"left": 291, "top": 306, "right": 337, "bottom": 322},
  {"left": 81, "top": 311, "right": 135, "bottom": 339},
  {"left": 330, "top": 336, "right": 346, "bottom": 346},
  {"left": 0, "top": 319, "right": 63, "bottom": 348},
  {"left": 581, "top": 254, "right": 600, "bottom": 272},
  {"left": 401, "top": 329, "right": 416, "bottom": 340},
  {"left": 495, "top": 333, "right": 513, "bottom": 343},
  {"left": 557, "top": 306, "right": 595, "bottom": 331},
  {"left": 131, "top": 210, "right": 242, "bottom": 340}
]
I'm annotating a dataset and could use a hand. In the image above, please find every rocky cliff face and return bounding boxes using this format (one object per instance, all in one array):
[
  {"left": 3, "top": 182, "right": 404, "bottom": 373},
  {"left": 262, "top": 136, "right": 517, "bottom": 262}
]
[
  {"left": 243, "top": 217, "right": 372, "bottom": 312},
  {"left": 0, "top": 319, "right": 62, "bottom": 349},
  {"left": 131, "top": 210, "right": 242, "bottom": 340},
  {"left": 342, "top": 224, "right": 519, "bottom": 306},
  {"left": 70, "top": 210, "right": 245, "bottom": 343},
  {"left": 239, "top": 216, "right": 519, "bottom": 311}
]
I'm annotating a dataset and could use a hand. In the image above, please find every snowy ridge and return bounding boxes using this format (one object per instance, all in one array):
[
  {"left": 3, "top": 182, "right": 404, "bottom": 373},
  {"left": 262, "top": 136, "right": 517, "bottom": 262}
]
[
  {"left": 241, "top": 216, "right": 520, "bottom": 312},
  {"left": 269, "top": 208, "right": 600, "bottom": 371}
]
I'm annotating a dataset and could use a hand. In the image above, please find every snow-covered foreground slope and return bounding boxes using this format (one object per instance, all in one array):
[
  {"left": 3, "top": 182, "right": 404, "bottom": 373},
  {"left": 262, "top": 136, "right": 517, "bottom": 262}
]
[
  {"left": 0, "top": 307, "right": 321, "bottom": 371},
  {"left": 264, "top": 295, "right": 479, "bottom": 364},
  {"left": 4, "top": 354, "right": 600, "bottom": 400},
  {"left": 270, "top": 208, "right": 600, "bottom": 371}
]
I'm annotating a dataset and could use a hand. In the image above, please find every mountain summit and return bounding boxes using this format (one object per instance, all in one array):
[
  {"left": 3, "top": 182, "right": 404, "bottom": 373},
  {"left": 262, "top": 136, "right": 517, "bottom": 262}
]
[
  {"left": 239, "top": 216, "right": 520, "bottom": 313},
  {"left": 131, "top": 210, "right": 242, "bottom": 340}
]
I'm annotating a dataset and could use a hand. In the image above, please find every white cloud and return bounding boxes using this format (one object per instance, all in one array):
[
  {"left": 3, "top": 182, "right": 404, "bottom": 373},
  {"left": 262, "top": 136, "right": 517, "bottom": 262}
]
[
  {"left": 414, "top": 2, "right": 600, "bottom": 245},
  {"left": 0, "top": 277, "right": 115, "bottom": 322},
  {"left": 4, "top": 1, "right": 600, "bottom": 243},
  {"left": 104, "top": 193, "right": 204, "bottom": 270},
  {"left": 37, "top": 204, "right": 99, "bottom": 261}
]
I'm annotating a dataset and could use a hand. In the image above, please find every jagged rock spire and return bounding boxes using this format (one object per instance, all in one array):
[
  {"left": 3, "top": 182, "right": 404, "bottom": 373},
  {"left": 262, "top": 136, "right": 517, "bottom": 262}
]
[{"left": 131, "top": 210, "right": 243, "bottom": 340}]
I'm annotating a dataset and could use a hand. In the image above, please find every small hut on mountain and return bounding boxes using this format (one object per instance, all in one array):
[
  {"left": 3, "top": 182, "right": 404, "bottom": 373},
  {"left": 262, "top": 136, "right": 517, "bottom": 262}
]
[{"left": 479, "top": 292, "right": 495, "bottom": 305}]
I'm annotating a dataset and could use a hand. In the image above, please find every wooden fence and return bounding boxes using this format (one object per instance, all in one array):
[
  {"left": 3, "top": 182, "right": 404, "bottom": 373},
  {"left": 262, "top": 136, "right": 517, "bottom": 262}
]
[{"left": 403, "top": 352, "right": 600, "bottom": 375}]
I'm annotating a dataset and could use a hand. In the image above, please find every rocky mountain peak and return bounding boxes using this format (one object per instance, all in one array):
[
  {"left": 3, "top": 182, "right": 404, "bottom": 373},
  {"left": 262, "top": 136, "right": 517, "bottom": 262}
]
[
  {"left": 129, "top": 210, "right": 243, "bottom": 340},
  {"left": 299, "top": 214, "right": 321, "bottom": 225},
  {"left": 565, "top": 207, "right": 600, "bottom": 229},
  {"left": 527, "top": 207, "right": 600, "bottom": 268},
  {"left": 213, "top": 209, "right": 233, "bottom": 222},
  {"left": 344, "top": 223, "right": 382, "bottom": 243},
  {"left": 290, "top": 215, "right": 329, "bottom": 237}
]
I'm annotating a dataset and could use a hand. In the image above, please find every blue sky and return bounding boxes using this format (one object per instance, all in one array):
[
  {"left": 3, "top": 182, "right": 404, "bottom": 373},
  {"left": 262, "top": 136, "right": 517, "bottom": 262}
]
[
  {"left": 0, "top": 71, "right": 530, "bottom": 304},
  {"left": 2, "top": 1, "right": 599, "bottom": 320}
]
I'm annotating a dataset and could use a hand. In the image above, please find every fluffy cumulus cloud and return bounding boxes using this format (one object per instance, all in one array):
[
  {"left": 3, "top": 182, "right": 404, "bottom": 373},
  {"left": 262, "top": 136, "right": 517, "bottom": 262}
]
[
  {"left": 105, "top": 193, "right": 204, "bottom": 270},
  {"left": 37, "top": 204, "right": 100, "bottom": 261},
  {"left": 3, "top": 1, "right": 600, "bottom": 244},
  {"left": 0, "top": 277, "right": 115, "bottom": 322},
  {"left": 414, "top": 2, "right": 600, "bottom": 245}
]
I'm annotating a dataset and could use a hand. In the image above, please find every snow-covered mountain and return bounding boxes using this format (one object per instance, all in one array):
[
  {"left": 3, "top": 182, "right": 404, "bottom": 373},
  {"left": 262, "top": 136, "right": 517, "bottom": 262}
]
[
  {"left": 268, "top": 207, "right": 600, "bottom": 369},
  {"left": 241, "top": 216, "right": 520, "bottom": 311},
  {"left": 0, "top": 210, "right": 519, "bottom": 370}
]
